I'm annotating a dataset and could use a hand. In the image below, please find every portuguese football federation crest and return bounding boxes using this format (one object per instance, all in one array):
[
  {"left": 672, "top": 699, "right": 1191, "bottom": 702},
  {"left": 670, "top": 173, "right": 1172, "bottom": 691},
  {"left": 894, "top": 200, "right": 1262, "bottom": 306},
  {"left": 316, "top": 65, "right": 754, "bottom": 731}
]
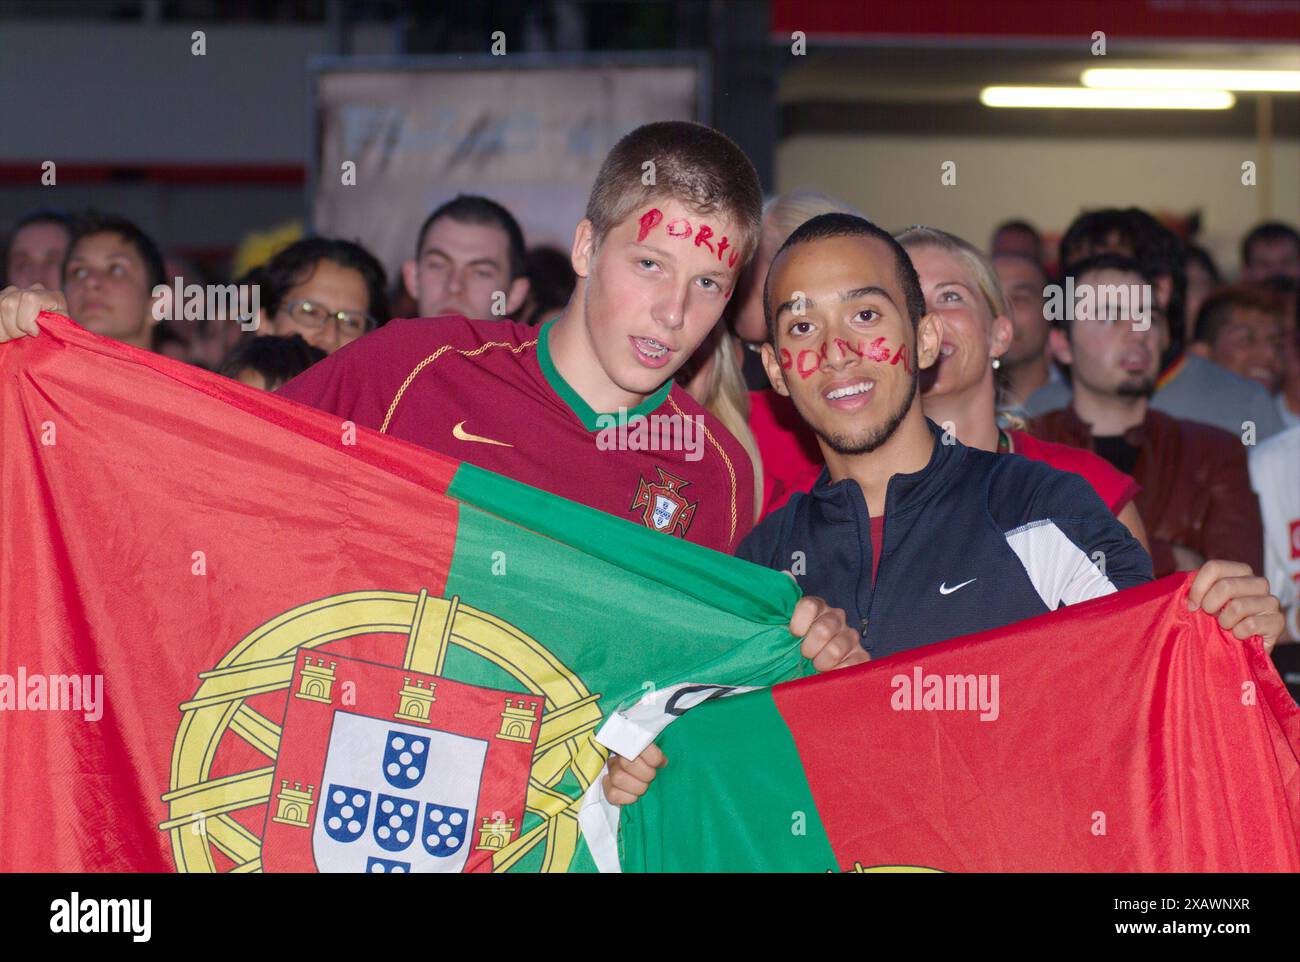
[
  {"left": 161, "top": 589, "right": 606, "bottom": 873},
  {"left": 631, "top": 467, "right": 697, "bottom": 536}
]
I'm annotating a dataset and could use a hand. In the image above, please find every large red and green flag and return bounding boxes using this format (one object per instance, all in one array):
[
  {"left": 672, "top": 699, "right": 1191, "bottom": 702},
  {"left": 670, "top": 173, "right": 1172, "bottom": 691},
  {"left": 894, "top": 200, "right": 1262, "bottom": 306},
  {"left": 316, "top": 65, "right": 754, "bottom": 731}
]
[
  {"left": 616, "top": 575, "right": 1300, "bottom": 872},
  {"left": 0, "top": 312, "right": 808, "bottom": 873}
]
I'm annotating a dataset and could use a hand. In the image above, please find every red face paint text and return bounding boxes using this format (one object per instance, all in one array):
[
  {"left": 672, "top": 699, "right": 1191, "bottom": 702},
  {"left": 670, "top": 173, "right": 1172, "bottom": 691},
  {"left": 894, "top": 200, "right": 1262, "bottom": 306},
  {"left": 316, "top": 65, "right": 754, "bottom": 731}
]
[
  {"left": 780, "top": 336, "right": 913, "bottom": 379},
  {"left": 636, "top": 208, "right": 741, "bottom": 269}
]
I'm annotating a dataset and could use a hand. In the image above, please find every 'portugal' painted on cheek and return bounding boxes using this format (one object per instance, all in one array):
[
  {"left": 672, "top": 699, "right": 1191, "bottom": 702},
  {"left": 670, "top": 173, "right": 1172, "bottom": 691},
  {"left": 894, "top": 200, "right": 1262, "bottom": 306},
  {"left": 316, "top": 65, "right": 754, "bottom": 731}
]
[{"left": 793, "top": 335, "right": 912, "bottom": 376}]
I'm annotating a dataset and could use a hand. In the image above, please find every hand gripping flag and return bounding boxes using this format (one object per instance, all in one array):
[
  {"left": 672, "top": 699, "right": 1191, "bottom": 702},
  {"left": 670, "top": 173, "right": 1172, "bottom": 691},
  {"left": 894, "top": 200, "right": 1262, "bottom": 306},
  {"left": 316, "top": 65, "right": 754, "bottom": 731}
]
[
  {"left": 616, "top": 575, "right": 1300, "bottom": 872},
  {"left": 0, "top": 313, "right": 807, "bottom": 873}
]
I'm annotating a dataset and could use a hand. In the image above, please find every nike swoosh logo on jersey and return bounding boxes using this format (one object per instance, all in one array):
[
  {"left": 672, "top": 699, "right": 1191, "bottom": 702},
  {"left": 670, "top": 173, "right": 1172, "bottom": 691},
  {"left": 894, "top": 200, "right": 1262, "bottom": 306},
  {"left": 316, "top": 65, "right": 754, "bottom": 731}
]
[
  {"left": 452, "top": 421, "right": 513, "bottom": 447},
  {"left": 939, "top": 578, "right": 976, "bottom": 595}
]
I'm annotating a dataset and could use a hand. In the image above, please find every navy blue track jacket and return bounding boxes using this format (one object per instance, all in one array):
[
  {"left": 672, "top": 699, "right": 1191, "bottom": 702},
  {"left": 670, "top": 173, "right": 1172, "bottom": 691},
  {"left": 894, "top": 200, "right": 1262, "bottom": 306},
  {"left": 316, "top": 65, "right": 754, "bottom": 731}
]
[{"left": 737, "top": 420, "right": 1154, "bottom": 659}]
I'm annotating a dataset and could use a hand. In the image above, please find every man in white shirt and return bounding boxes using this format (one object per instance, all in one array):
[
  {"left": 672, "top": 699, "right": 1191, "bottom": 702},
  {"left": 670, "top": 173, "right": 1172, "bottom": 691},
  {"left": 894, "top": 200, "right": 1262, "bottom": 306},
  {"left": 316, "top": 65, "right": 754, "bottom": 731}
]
[{"left": 1248, "top": 425, "right": 1300, "bottom": 642}]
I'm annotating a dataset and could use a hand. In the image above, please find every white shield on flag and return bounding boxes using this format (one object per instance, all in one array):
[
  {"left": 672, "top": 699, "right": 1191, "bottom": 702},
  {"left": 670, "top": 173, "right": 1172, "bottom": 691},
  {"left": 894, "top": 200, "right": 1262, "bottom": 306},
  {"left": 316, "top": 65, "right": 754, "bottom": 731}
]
[
  {"left": 652, "top": 494, "right": 677, "bottom": 531},
  {"left": 312, "top": 711, "right": 488, "bottom": 873}
]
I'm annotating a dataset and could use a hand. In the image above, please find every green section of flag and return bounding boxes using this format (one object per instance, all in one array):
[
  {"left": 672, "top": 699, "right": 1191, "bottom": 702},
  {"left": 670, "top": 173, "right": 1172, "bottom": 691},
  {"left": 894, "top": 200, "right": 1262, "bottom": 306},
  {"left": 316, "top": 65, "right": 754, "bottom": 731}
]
[
  {"left": 618, "top": 688, "right": 838, "bottom": 872},
  {"left": 448, "top": 462, "right": 799, "bottom": 621},
  {"left": 440, "top": 462, "right": 809, "bottom": 871}
]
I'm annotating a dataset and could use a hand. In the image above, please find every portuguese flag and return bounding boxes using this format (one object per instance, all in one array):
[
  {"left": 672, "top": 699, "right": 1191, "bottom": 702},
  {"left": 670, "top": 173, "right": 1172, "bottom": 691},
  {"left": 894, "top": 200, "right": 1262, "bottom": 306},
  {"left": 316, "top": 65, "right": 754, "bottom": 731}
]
[
  {"left": 0, "top": 313, "right": 807, "bottom": 873},
  {"left": 617, "top": 575, "right": 1300, "bottom": 872}
]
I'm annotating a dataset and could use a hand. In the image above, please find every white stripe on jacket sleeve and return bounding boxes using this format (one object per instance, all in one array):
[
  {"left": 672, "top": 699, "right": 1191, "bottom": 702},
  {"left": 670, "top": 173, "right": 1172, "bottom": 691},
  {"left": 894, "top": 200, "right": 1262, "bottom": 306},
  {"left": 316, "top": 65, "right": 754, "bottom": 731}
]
[{"left": 1005, "top": 518, "right": 1120, "bottom": 609}]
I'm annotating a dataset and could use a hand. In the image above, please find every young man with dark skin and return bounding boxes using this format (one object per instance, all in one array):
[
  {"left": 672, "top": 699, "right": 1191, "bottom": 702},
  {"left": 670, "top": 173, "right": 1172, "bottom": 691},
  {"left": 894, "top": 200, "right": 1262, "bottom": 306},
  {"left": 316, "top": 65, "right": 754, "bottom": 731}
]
[
  {"left": 604, "top": 215, "right": 1285, "bottom": 806},
  {"left": 401, "top": 194, "right": 530, "bottom": 322}
]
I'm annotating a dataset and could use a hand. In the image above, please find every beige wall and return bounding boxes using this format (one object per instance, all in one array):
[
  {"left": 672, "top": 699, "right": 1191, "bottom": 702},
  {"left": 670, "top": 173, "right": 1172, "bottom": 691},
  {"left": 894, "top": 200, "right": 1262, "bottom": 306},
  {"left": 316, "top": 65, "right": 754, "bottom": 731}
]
[{"left": 777, "top": 134, "right": 1300, "bottom": 274}]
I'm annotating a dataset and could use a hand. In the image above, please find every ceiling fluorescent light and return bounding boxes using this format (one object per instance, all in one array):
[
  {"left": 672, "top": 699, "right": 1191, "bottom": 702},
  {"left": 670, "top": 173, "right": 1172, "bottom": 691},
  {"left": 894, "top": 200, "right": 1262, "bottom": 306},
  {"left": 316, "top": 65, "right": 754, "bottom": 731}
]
[
  {"left": 980, "top": 86, "right": 1235, "bottom": 109},
  {"left": 1082, "top": 69, "right": 1300, "bottom": 92}
]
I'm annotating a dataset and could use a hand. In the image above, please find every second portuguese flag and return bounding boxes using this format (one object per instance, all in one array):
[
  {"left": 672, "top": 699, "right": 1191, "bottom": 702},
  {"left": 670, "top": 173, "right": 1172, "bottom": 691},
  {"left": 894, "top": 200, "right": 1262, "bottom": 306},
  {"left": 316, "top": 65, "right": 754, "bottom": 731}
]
[
  {"left": 0, "top": 313, "right": 806, "bottom": 873},
  {"left": 617, "top": 575, "right": 1300, "bottom": 872}
]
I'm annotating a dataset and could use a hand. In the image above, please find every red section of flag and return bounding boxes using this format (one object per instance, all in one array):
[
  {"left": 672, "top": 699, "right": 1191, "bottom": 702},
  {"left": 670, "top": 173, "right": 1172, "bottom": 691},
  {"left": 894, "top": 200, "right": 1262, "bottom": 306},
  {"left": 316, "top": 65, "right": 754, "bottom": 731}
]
[
  {"left": 772, "top": 575, "right": 1300, "bottom": 871},
  {"left": 0, "top": 313, "right": 461, "bottom": 871},
  {"left": 770, "top": 0, "right": 1300, "bottom": 42}
]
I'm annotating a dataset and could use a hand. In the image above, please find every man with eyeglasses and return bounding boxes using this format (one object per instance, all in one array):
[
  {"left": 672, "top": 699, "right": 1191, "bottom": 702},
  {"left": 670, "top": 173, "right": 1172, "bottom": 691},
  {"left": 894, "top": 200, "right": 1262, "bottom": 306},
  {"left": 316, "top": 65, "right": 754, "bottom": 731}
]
[{"left": 257, "top": 238, "right": 390, "bottom": 355}]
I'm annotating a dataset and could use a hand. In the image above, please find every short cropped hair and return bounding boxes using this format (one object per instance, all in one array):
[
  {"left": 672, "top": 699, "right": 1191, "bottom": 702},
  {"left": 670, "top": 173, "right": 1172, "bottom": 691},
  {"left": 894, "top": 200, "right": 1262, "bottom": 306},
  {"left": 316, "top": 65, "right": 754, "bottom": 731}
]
[
  {"left": 584, "top": 121, "right": 762, "bottom": 265},
  {"left": 66, "top": 210, "right": 165, "bottom": 291},
  {"left": 763, "top": 212, "right": 926, "bottom": 343},
  {"left": 414, "top": 194, "right": 527, "bottom": 281},
  {"left": 1194, "top": 285, "right": 1283, "bottom": 345}
]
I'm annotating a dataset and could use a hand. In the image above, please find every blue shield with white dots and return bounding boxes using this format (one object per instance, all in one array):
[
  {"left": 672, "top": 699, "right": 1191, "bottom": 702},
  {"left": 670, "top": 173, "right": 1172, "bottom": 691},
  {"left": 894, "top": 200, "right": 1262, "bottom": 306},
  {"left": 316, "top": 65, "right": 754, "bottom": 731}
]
[
  {"left": 372, "top": 794, "right": 420, "bottom": 852},
  {"left": 321, "top": 785, "right": 371, "bottom": 843},
  {"left": 366, "top": 856, "right": 411, "bottom": 874},
  {"left": 421, "top": 804, "right": 470, "bottom": 857},
  {"left": 382, "top": 732, "right": 431, "bottom": 789},
  {"left": 312, "top": 711, "right": 489, "bottom": 873}
]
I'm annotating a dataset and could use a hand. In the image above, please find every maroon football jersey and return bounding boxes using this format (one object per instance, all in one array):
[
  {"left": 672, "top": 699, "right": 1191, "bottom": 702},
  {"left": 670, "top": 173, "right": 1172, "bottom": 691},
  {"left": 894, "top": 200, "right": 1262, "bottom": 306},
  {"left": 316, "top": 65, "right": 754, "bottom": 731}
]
[{"left": 277, "top": 315, "right": 755, "bottom": 554}]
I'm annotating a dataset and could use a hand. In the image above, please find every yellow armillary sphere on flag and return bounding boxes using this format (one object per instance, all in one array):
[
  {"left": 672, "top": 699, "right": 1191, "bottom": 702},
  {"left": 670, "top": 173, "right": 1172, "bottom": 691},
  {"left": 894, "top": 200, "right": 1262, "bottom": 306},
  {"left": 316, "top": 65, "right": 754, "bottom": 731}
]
[{"left": 160, "top": 589, "right": 606, "bottom": 873}]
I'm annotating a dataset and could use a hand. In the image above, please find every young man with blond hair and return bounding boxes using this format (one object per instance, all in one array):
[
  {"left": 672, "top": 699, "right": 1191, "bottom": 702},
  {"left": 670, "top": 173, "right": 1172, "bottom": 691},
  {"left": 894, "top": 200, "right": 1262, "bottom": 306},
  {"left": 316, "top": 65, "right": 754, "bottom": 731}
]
[{"left": 277, "top": 121, "right": 765, "bottom": 553}]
